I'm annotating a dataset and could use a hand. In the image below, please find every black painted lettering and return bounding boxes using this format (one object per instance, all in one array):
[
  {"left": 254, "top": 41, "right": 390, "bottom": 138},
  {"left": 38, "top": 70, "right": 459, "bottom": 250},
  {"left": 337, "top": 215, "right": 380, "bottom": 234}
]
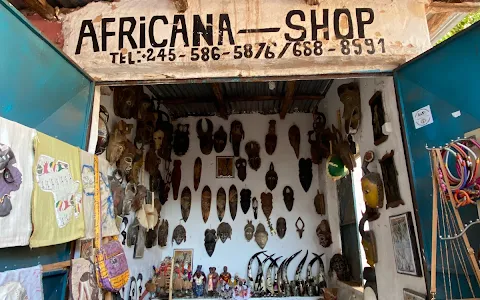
[
  {"left": 119, "top": 52, "right": 127, "bottom": 64},
  {"left": 128, "top": 52, "right": 135, "bottom": 64},
  {"left": 334, "top": 9, "right": 354, "bottom": 39},
  {"left": 110, "top": 52, "right": 118, "bottom": 63},
  {"left": 149, "top": 16, "right": 168, "bottom": 47},
  {"left": 139, "top": 16, "right": 146, "bottom": 48},
  {"left": 193, "top": 14, "right": 213, "bottom": 46},
  {"left": 218, "top": 14, "right": 235, "bottom": 45},
  {"left": 356, "top": 8, "right": 374, "bottom": 38},
  {"left": 102, "top": 18, "right": 116, "bottom": 51},
  {"left": 119, "top": 17, "right": 138, "bottom": 50},
  {"left": 311, "top": 9, "right": 329, "bottom": 40},
  {"left": 75, "top": 20, "right": 99, "bottom": 54},
  {"left": 170, "top": 15, "right": 189, "bottom": 47},
  {"left": 285, "top": 10, "right": 306, "bottom": 41}
]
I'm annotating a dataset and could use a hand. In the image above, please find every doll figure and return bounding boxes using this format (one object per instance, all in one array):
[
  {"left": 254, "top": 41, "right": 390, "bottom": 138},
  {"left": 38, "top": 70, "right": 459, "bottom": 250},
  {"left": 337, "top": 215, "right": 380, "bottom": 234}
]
[
  {"left": 220, "top": 266, "right": 232, "bottom": 284},
  {"left": 192, "top": 265, "right": 206, "bottom": 297}
]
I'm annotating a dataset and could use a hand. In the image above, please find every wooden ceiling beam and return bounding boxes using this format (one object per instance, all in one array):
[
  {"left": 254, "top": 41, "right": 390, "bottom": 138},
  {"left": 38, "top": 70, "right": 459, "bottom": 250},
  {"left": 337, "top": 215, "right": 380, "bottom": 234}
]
[
  {"left": 427, "top": 1, "right": 480, "bottom": 13},
  {"left": 23, "top": 0, "right": 57, "bottom": 21},
  {"left": 172, "top": 0, "right": 188, "bottom": 12},
  {"left": 280, "top": 81, "right": 297, "bottom": 119},
  {"left": 428, "top": 12, "right": 453, "bottom": 35},
  {"left": 211, "top": 83, "right": 228, "bottom": 120}
]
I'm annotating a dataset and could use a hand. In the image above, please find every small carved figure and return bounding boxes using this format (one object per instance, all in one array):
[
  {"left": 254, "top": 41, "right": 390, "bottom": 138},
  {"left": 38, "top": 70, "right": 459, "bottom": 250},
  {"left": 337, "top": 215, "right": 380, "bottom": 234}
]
[{"left": 220, "top": 266, "right": 231, "bottom": 283}]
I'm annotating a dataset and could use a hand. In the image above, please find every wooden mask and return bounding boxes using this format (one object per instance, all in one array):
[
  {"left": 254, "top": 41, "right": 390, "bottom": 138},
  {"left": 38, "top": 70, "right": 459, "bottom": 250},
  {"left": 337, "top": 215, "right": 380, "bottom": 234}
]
[
  {"left": 379, "top": 150, "right": 405, "bottom": 209},
  {"left": 265, "top": 120, "right": 277, "bottom": 155},
  {"left": 240, "top": 189, "right": 251, "bottom": 214},
  {"left": 128, "top": 147, "right": 144, "bottom": 184},
  {"left": 288, "top": 125, "right": 301, "bottom": 159},
  {"left": 201, "top": 186, "right": 212, "bottom": 223},
  {"left": 181, "top": 187, "right": 191, "bottom": 222},
  {"left": 173, "top": 124, "right": 190, "bottom": 156},
  {"left": 230, "top": 120, "right": 244, "bottom": 157},
  {"left": 204, "top": 229, "right": 217, "bottom": 257},
  {"left": 194, "top": 157, "right": 202, "bottom": 191},
  {"left": 235, "top": 158, "right": 247, "bottom": 181},
  {"left": 338, "top": 82, "right": 361, "bottom": 135},
  {"left": 261, "top": 192, "right": 273, "bottom": 219},
  {"left": 308, "top": 130, "right": 320, "bottom": 165},
  {"left": 106, "top": 120, "right": 133, "bottom": 164},
  {"left": 217, "top": 222, "right": 232, "bottom": 243},
  {"left": 214, "top": 126, "right": 228, "bottom": 153},
  {"left": 229, "top": 185, "right": 238, "bottom": 221},
  {"left": 172, "top": 160, "right": 182, "bottom": 200},
  {"left": 314, "top": 190, "right": 326, "bottom": 215},
  {"left": 255, "top": 223, "right": 268, "bottom": 249},
  {"left": 252, "top": 197, "right": 258, "bottom": 219},
  {"left": 276, "top": 217, "right": 287, "bottom": 239},
  {"left": 153, "top": 130, "right": 165, "bottom": 157},
  {"left": 316, "top": 220, "right": 332, "bottom": 248},
  {"left": 135, "top": 110, "right": 157, "bottom": 149},
  {"left": 172, "top": 224, "right": 186, "bottom": 245},
  {"left": 361, "top": 151, "right": 384, "bottom": 211},
  {"left": 299, "top": 158, "right": 313, "bottom": 192},
  {"left": 359, "top": 215, "right": 378, "bottom": 267},
  {"left": 145, "top": 223, "right": 159, "bottom": 248},
  {"left": 117, "top": 140, "right": 136, "bottom": 179},
  {"left": 155, "top": 111, "right": 174, "bottom": 161},
  {"left": 217, "top": 187, "right": 226, "bottom": 221},
  {"left": 113, "top": 86, "right": 140, "bottom": 119},
  {"left": 265, "top": 163, "right": 278, "bottom": 191},
  {"left": 245, "top": 141, "right": 261, "bottom": 171},
  {"left": 145, "top": 147, "right": 160, "bottom": 176},
  {"left": 244, "top": 220, "right": 255, "bottom": 241},
  {"left": 196, "top": 119, "right": 214, "bottom": 155},
  {"left": 329, "top": 254, "right": 351, "bottom": 281},
  {"left": 157, "top": 219, "right": 169, "bottom": 247},
  {"left": 283, "top": 186, "right": 294, "bottom": 211},
  {"left": 127, "top": 217, "right": 140, "bottom": 247}
]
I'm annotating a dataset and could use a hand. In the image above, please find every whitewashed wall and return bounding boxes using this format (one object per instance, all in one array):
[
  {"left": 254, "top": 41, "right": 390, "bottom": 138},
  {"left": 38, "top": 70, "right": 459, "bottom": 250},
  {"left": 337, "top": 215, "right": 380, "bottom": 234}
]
[{"left": 318, "top": 77, "right": 427, "bottom": 299}]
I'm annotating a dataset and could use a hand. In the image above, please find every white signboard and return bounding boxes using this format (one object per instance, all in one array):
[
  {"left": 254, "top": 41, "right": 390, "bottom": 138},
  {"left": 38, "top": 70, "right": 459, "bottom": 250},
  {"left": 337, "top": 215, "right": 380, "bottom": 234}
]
[{"left": 61, "top": 0, "right": 430, "bottom": 82}]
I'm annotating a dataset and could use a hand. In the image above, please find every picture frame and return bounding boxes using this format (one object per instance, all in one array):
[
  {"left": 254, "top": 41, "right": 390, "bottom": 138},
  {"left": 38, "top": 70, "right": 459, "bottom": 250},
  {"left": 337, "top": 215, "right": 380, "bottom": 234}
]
[
  {"left": 389, "top": 212, "right": 422, "bottom": 277},
  {"left": 216, "top": 156, "right": 234, "bottom": 178},
  {"left": 369, "top": 91, "right": 388, "bottom": 146},
  {"left": 170, "top": 249, "right": 194, "bottom": 298},
  {"left": 403, "top": 288, "right": 426, "bottom": 300}
]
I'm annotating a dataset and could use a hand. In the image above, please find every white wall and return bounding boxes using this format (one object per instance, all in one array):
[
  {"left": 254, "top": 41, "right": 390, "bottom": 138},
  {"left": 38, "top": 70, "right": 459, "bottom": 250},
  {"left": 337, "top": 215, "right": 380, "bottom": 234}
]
[{"left": 318, "top": 77, "right": 427, "bottom": 299}]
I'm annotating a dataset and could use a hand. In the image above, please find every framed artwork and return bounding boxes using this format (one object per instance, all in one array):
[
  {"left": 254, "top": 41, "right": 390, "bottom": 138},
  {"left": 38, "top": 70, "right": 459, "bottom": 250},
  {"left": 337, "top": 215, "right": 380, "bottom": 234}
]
[
  {"left": 403, "top": 289, "right": 426, "bottom": 300},
  {"left": 216, "top": 156, "right": 234, "bottom": 178},
  {"left": 389, "top": 212, "right": 422, "bottom": 277},
  {"left": 170, "top": 249, "right": 194, "bottom": 296},
  {"left": 369, "top": 91, "right": 388, "bottom": 146}
]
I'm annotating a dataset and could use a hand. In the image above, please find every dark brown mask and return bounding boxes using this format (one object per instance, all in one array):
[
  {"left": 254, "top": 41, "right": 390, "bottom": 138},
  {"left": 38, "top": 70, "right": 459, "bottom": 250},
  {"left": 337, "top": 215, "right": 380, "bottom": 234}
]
[
  {"left": 214, "top": 126, "right": 227, "bottom": 153},
  {"left": 201, "top": 186, "right": 212, "bottom": 223},
  {"left": 265, "top": 120, "right": 277, "bottom": 155},
  {"left": 289, "top": 125, "right": 301, "bottom": 159},
  {"left": 181, "top": 187, "right": 191, "bottom": 222},
  {"left": 217, "top": 187, "right": 226, "bottom": 221},
  {"left": 255, "top": 223, "right": 268, "bottom": 249},
  {"left": 128, "top": 148, "right": 144, "bottom": 184},
  {"left": 314, "top": 190, "right": 326, "bottom": 215},
  {"left": 172, "top": 224, "right": 186, "bottom": 245},
  {"left": 316, "top": 220, "right": 332, "bottom": 248},
  {"left": 155, "top": 111, "right": 173, "bottom": 161},
  {"left": 194, "top": 157, "right": 202, "bottom": 191},
  {"left": 261, "top": 192, "right": 273, "bottom": 219},
  {"left": 252, "top": 197, "right": 258, "bottom": 219},
  {"left": 158, "top": 219, "right": 169, "bottom": 247},
  {"left": 276, "top": 217, "right": 287, "bottom": 239},
  {"left": 149, "top": 171, "right": 166, "bottom": 205},
  {"left": 106, "top": 120, "right": 133, "bottom": 164},
  {"left": 113, "top": 86, "right": 140, "bottom": 119},
  {"left": 235, "top": 158, "right": 247, "bottom": 181},
  {"left": 329, "top": 254, "right": 351, "bottom": 282},
  {"left": 135, "top": 110, "right": 157, "bottom": 149},
  {"left": 217, "top": 222, "right": 232, "bottom": 243},
  {"left": 244, "top": 220, "right": 255, "bottom": 241},
  {"left": 197, "top": 119, "right": 214, "bottom": 155},
  {"left": 230, "top": 120, "right": 244, "bottom": 157},
  {"left": 283, "top": 186, "right": 294, "bottom": 211},
  {"left": 265, "top": 162, "right": 278, "bottom": 191},
  {"left": 173, "top": 124, "right": 190, "bottom": 156},
  {"left": 299, "top": 158, "right": 313, "bottom": 192},
  {"left": 229, "top": 185, "right": 238, "bottom": 221},
  {"left": 240, "top": 189, "right": 251, "bottom": 214},
  {"left": 145, "top": 223, "right": 159, "bottom": 248},
  {"left": 95, "top": 105, "right": 109, "bottom": 155},
  {"left": 204, "top": 229, "right": 217, "bottom": 257},
  {"left": 172, "top": 160, "right": 182, "bottom": 200},
  {"left": 145, "top": 147, "right": 161, "bottom": 176},
  {"left": 338, "top": 82, "right": 361, "bottom": 135},
  {"left": 245, "top": 141, "right": 261, "bottom": 171},
  {"left": 127, "top": 217, "right": 140, "bottom": 247}
]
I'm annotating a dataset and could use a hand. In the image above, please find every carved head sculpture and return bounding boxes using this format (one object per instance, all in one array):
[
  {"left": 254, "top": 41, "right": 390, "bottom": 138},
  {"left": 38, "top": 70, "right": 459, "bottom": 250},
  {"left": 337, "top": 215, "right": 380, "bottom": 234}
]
[
  {"left": 329, "top": 254, "right": 351, "bottom": 281},
  {"left": 299, "top": 158, "right": 313, "bottom": 192},
  {"left": 255, "top": 223, "right": 268, "bottom": 249},
  {"left": 288, "top": 125, "right": 301, "bottom": 159},
  {"left": 153, "top": 130, "right": 165, "bottom": 157},
  {"left": 197, "top": 119, "right": 214, "bottom": 155},
  {"left": 229, "top": 185, "right": 238, "bottom": 221},
  {"left": 158, "top": 219, "right": 169, "bottom": 247},
  {"left": 172, "top": 224, "right": 186, "bottom": 245},
  {"left": 283, "top": 186, "right": 295, "bottom": 211},
  {"left": 230, "top": 120, "right": 244, "bottom": 157},
  {"left": 245, "top": 141, "right": 261, "bottom": 171},
  {"left": 113, "top": 86, "right": 140, "bottom": 119},
  {"left": 217, "top": 222, "right": 232, "bottom": 243},
  {"left": 201, "top": 186, "right": 212, "bottom": 223},
  {"left": 265, "top": 120, "right": 277, "bottom": 155},
  {"left": 173, "top": 124, "right": 190, "bottom": 156},
  {"left": 244, "top": 220, "right": 255, "bottom": 241},
  {"left": 265, "top": 162, "right": 278, "bottom": 191},
  {"left": 135, "top": 110, "right": 158, "bottom": 149},
  {"left": 214, "top": 126, "right": 228, "bottom": 153},
  {"left": 194, "top": 157, "right": 202, "bottom": 191},
  {"left": 204, "top": 229, "right": 217, "bottom": 257},
  {"left": 240, "top": 189, "right": 251, "bottom": 214},
  {"left": 217, "top": 187, "right": 226, "bottom": 221},
  {"left": 107, "top": 120, "right": 133, "bottom": 164},
  {"left": 95, "top": 105, "right": 109, "bottom": 155},
  {"left": 276, "top": 217, "right": 287, "bottom": 239},
  {"left": 181, "top": 187, "right": 191, "bottom": 222},
  {"left": 235, "top": 158, "right": 247, "bottom": 181},
  {"left": 261, "top": 192, "right": 273, "bottom": 219},
  {"left": 314, "top": 190, "right": 326, "bottom": 215},
  {"left": 338, "top": 82, "right": 361, "bottom": 135},
  {"left": 316, "top": 220, "right": 332, "bottom": 248}
]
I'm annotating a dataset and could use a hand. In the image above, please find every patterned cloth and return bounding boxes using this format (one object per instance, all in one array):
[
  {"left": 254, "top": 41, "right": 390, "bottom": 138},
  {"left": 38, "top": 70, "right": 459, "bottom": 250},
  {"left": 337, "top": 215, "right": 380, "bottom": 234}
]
[
  {"left": 0, "top": 117, "right": 35, "bottom": 248},
  {"left": 0, "top": 266, "right": 43, "bottom": 300},
  {"left": 70, "top": 258, "right": 101, "bottom": 300},
  {"left": 30, "top": 132, "right": 85, "bottom": 247}
]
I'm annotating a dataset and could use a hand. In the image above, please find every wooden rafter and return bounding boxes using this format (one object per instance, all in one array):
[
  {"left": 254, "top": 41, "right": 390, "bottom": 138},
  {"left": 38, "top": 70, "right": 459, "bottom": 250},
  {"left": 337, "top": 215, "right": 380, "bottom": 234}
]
[
  {"left": 280, "top": 81, "right": 297, "bottom": 119},
  {"left": 427, "top": 1, "right": 480, "bottom": 13},
  {"left": 428, "top": 12, "right": 453, "bottom": 35},
  {"left": 23, "top": 0, "right": 57, "bottom": 21},
  {"left": 211, "top": 83, "right": 228, "bottom": 120},
  {"left": 172, "top": 0, "right": 188, "bottom": 12}
]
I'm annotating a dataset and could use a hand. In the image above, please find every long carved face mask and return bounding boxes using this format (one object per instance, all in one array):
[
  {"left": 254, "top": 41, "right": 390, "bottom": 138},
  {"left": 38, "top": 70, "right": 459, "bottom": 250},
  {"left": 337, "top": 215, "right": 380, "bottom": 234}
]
[
  {"left": 265, "top": 120, "right": 277, "bottom": 155},
  {"left": 265, "top": 163, "right": 278, "bottom": 191},
  {"left": 217, "top": 222, "right": 232, "bottom": 243},
  {"left": 173, "top": 124, "right": 190, "bottom": 156},
  {"left": 276, "top": 217, "right": 287, "bottom": 239},
  {"left": 201, "top": 186, "right": 212, "bottom": 223},
  {"left": 255, "top": 223, "right": 268, "bottom": 249},
  {"left": 283, "top": 186, "right": 295, "bottom": 211},
  {"left": 245, "top": 141, "right": 261, "bottom": 171},
  {"left": 181, "top": 187, "right": 191, "bottom": 222},
  {"left": 314, "top": 190, "right": 326, "bottom": 215},
  {"left": 288, "top": 125, "right": 301, "bottom": 159},
  {"left": 217, "top": 187, "right": 226, "bottom": 221},
  {"left": 338, "top": 82, "right": 361, "bottom": 135},
  {"left": 172, "top": 225, "right": 186, "bottom": 245},
  {"left": 235, "top": 158, "right": 247, "bottom": 181},
  {"left": 158, "top": 219, "right": 169, "bottom": 247},
  {"left": 230, "top": 121, "right": 244, "bottom": 157},
  {"left": 194, "top": 157, "right": 202, "bottom": 191},
  {"left": 197, "top": 119, "right": 214, "bottom": 155},
  {"left": 214, "top": 126, "right": 227, "bottom": 153},
  {"left": 261, "top": 192, "right": 273, "bottom": 219},
  {"left": 299, "top": 158, "right": 313, "bottom": 192},
  {"left": 316, "top": 220, "right": 332, "bottom": 248},
  {"left": 153, "top": 130, "right": 165, "bottom": 157},
  {"left": 229, "top": 185, "right": 238, "bottom": 221},
  {"left": 135, "top": 110, "right": 157, "bottom": 149},
  {"left": 240, "top": 189, "right": 251, "bottom": 214},
  {"left": 244, "top": 220, "right": 255, "bottom": 241},
  {"left": 204, "top": 229, "right": 217, "bottom": 257}
]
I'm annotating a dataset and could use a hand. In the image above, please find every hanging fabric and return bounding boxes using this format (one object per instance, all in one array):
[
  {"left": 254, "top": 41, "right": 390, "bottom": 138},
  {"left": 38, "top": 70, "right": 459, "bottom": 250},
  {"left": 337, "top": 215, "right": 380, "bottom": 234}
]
[
  {"left": 0, "top": 266, "right": 43, "bottom": 299},
  {"left": 71, "top": 258, "right": 102, "bottom": 300},
  {"left": 0, "top": 117, "right": 35, "bottom": 248}
]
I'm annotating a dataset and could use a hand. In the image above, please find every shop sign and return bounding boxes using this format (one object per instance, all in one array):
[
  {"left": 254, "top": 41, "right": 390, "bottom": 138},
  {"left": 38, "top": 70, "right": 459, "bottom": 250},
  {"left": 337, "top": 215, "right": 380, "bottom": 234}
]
[{"left": 61, "top": 0, "right": 430, "bottom": 82}]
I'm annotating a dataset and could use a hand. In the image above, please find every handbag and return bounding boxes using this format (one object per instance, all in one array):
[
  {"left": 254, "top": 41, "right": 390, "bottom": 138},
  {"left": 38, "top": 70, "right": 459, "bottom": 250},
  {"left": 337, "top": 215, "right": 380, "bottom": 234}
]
[{"left": 93, "top": 155, "right": 130, "bottom": 292}]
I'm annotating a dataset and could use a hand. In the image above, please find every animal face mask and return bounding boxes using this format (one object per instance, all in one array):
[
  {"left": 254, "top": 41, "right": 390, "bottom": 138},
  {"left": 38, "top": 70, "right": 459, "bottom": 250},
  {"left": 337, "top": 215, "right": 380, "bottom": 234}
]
[
  {"left": 245, "top": 141, "right": 261, "bottom": 171},
  {"left": 288, "top": 125, "right": 301, "bottom": 159},
  {"left": 338, "top": 82, "right": 361, "bottom": 135},
  {"left": 244, "top": 220, "right": 255, "bottom": 241},
  {"left": 204, "top": 229, "right": 217, "bottom": 257},
  {"left": 316, "top": 220, "right": 332, "bottom": 248},
  {"left": 173, "top": 124, "right": 190, "bottom": 156},
  {"left": 194, "top": 157, "right": 202, "bottom": 191},
  {"left": 235, "top": 158, "right": 247, "bottom": 181},
  {"left": 106, "top": 120, "right": 133, "bottom": 164},
  {"left": 265, "top": 163, "right": 278, "bottom": 191},
  {"left": 240, "top": 189, "right": 251, "bottom": 214},
  {"left": 172, "top": 224, "right": 186, "bottom": 245},
  {"left": 230, "top": 121, "right": 244, "bottom": 157},
  {"left": 265, "top": 120, "right": 277, "bottom": 155},
  {"left": 229, "top": 185, "right": 238, "bottom": 220},
  {"left": 276, "top": 217, "right": 287, "bottom": 239},
  {"left": 217, "top": 187, "right": 226, "bottom": 221},
  {"left": 181, "top": 187, "right": 191, "bottom": 222},
  {"left": 217, "top": 222, "right": 232, "bottom": 243},
  {"left": 197, "top": 119, "right": 214, "bottom": 155},
  {"left": 299, "top": 158, "right": 313, "bottom": 192},
  {"left": 283, "top": 186, "right": 294, "bottom": 211},
  {"left": 201, "top": 186, "right": 212, "bottom": 223},
  {"left": 214, "top": 126, "right": 227, "bottom": 153},
  {"left": 255, "top": 223, "right": 268, "bottom": 249}
]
